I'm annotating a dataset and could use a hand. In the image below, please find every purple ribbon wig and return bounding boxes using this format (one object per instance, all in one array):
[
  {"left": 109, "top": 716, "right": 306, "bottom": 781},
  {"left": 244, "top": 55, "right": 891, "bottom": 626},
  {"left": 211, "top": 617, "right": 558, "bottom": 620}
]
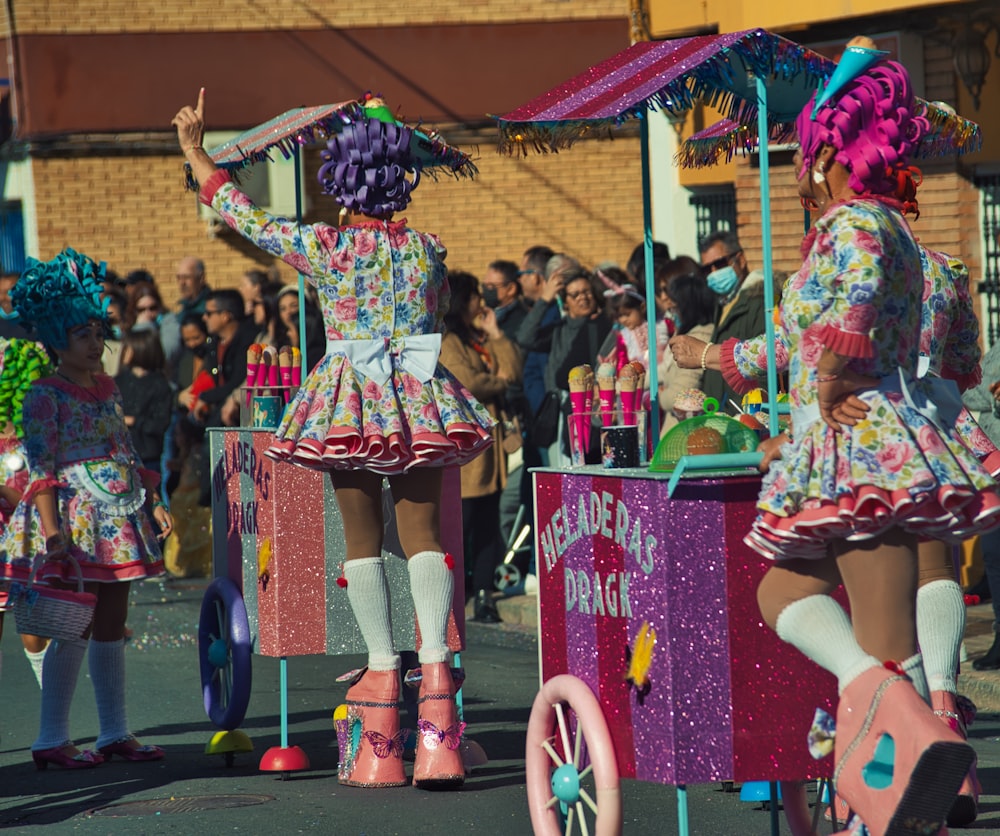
[
  {"left": 796, "top": 59, "right": 931, "bottom": 196},
  {"left": 317, "top": 117, "right": 421, "bottom": 216}
]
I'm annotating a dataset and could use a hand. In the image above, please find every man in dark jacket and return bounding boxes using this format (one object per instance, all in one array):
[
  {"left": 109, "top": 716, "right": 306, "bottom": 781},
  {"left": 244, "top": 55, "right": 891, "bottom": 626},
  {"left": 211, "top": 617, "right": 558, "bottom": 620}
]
[
  {"left": 195, "top": 288, "right": 259, "bottom": 505},
  {"left": 699, "top": 231, "right": 766, "bottom": 409}
]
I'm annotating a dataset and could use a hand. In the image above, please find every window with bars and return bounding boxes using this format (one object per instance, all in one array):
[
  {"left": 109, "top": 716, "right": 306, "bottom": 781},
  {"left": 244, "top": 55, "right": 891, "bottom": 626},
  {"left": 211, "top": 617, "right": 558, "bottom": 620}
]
[
  {"left": 0, "top": 201, "right": 25, "bottom": 275},
  {"left": 978, "top": 175, "right": 1000, "bottom": 345},
  {"left": 688, "top": 187, "right": 736, "bottom": 251}
]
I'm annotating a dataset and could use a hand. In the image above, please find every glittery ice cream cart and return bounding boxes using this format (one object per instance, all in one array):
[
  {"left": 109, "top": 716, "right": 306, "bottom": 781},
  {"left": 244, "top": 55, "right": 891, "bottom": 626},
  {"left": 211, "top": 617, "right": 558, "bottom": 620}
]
[
  {"left": 202, "top": 427, "right": 465, "bottom": 772},
  {"left": 496, "top": 27, "right": 982, "bottom": 836},
  {"left": 526, "top": 466, "right": 838, "bottom": 835}
]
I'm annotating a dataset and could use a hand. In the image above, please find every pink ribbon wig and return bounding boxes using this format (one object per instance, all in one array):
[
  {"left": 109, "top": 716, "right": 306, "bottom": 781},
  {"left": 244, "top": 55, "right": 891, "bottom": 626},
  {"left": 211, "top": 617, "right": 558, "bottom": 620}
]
[{"left": 796, "top": 60, "right": 930, "bottom": 196}]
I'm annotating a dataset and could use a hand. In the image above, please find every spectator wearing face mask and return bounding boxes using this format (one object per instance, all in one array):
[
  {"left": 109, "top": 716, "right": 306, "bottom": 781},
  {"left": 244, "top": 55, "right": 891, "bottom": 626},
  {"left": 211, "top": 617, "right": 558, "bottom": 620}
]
[{"left": 698, "top": 231, "right": 767, "bottom": 409}]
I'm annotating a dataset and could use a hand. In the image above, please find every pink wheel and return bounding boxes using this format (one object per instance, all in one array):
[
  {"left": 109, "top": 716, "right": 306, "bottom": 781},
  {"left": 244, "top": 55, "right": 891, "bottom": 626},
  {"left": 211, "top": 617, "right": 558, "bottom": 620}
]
[
  {"left": 779, "top": 780, "right": 821, "bottom": 836},
  {"left": 525, "top": 674, "right": 622, "bottom": 836}
]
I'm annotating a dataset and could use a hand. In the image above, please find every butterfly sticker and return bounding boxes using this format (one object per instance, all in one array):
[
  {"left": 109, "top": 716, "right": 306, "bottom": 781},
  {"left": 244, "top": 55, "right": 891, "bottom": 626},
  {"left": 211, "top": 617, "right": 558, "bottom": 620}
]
[
  {"left": 364, "top": 728, "right": 409, "bottom": 759},
  {"left": 625, "top": 620, "right": 657, "bottom": 705},
  {"left": 417, "top": 719, "right": 465, "bottom": 751},
  {"left": 336, "top": 667, "right": 367, "bottom": 685}
]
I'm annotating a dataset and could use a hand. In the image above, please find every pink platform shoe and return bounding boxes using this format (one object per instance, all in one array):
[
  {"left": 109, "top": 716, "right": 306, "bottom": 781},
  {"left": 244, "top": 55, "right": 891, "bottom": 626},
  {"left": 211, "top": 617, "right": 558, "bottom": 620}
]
[
  {"left": 834, "top": 665, "right": 974, "bottom": 836},
  {"left": 931, "top": 690, "right": 979, "bottom": 827},
  {"left": 98, "top": 735, "right": 165, "bottom": 762},
  {"left": 32, "top": 745, "right": 103, "bottom": 770},
  {"left": 337, "top": 667, "right": 407, "bottom": 788},
  {"left": 413, "top": 662, "right": 465, "bottom": 790}
]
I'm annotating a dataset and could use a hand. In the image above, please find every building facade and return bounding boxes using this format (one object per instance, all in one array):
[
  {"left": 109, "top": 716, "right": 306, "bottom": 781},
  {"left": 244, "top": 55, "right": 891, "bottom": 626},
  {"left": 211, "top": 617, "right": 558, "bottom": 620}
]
[
  {"left": 0, "top": 2, "right": 653, "bottom": 304},
  {"left": 645, "top": 0, "right": 1000, "bottom": 339}
]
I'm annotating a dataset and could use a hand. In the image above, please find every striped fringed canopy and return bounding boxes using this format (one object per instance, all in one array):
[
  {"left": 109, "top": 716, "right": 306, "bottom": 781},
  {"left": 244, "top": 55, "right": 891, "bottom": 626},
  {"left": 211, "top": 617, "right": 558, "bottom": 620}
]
[
  {"left": 185, "top": 99, "right": 478, "bottom": 191},
  {"left": 678, "top": 108, "right": 981, "bottom": 170},
  {"left": 494, "top": 28, "right": 981, "bottom": 160}
]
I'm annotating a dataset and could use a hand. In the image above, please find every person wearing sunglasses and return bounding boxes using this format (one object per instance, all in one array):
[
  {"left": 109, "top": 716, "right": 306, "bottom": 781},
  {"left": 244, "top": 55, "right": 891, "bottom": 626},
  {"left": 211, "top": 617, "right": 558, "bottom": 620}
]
[
  {"left": 517, "top": 257, "right": 612, "bottom": 464},
  {"left": 698, "top": 230, "right": 767, "bottom": 410},
  {"left": 516, "top": 245, "right": 553, "bottom": 305},
  {"left": 130, "top": 288, "right": 165, "bottom": 330}
]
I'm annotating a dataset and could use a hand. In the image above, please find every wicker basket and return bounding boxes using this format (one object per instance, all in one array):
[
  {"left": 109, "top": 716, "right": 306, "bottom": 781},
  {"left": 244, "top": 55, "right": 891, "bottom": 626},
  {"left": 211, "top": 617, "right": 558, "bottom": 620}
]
[{"left": 10, "top": 555, "right": 96, "bottom": 641}]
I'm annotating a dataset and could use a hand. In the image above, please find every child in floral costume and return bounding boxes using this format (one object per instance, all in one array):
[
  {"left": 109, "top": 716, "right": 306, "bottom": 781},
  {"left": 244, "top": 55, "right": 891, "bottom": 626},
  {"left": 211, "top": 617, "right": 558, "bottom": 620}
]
[{"left": 0, "top": 249, "right": 172, "bottom": 769}]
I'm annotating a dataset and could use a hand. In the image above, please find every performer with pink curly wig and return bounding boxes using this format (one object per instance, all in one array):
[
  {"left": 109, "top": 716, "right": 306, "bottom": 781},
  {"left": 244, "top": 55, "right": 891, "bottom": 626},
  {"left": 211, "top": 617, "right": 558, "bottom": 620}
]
[
  {"left": 173, "top": 90, "right": 493, "bottom": 791},
  {"left": 724, "top": 41, "right": 999, "bottom": 836}
]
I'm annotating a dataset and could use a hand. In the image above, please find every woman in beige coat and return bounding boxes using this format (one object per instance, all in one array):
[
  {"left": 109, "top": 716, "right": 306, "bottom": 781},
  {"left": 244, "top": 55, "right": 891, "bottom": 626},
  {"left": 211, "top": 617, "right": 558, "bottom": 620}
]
[
  {"left": 439, "top": 271, "right": 522, "bottom": 621},
  {"left": 655, "top": 260, "right": 718, "bottom": 435}
]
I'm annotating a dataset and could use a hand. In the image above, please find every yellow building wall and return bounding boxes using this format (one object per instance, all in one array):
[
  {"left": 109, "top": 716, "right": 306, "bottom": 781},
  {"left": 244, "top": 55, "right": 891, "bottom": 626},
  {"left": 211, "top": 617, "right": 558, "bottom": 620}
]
[{"left": 648, "top": 0, "right": 968, "bottom": 37}]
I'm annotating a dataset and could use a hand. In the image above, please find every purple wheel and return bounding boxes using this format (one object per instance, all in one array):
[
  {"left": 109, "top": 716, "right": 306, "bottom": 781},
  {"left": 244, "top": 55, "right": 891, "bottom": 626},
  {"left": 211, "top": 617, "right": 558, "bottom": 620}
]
[{"left": 198, "top": 577, "right": 252, "bottom": 731}]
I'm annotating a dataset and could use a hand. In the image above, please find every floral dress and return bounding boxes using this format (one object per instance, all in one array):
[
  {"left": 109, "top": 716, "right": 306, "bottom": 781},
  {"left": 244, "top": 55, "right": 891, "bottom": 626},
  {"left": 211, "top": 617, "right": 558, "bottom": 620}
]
[
  {"left": 203, "top": 174, "right": 494, "bottom": 475},
  {"left": 725, "top": 243, "right": 1000, "bottom": 477},
  {"left": 0, "top": 435, "right": 29, "bottom": 609},
  {"left": 719, "top": 199, "right": 1000, "bottom": 560},
  {"left": 0, "top": 375, "right": 164, "bottom": 585}
]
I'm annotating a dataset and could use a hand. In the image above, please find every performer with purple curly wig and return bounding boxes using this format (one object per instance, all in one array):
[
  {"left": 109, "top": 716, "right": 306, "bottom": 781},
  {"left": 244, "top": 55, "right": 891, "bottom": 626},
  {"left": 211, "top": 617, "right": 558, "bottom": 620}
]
[
  {"left": 174, "top": 90, "right": 491, "bottom": 790},
  {"left": 727, "top": 39, "right": 1000, "bottom": 836}
]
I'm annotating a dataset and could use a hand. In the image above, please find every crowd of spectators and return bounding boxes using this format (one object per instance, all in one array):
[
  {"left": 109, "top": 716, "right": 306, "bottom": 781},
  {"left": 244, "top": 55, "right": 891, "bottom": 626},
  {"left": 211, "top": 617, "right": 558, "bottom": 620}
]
[{"left": 12, "top": 232, "right": 762, "bottom": 593}]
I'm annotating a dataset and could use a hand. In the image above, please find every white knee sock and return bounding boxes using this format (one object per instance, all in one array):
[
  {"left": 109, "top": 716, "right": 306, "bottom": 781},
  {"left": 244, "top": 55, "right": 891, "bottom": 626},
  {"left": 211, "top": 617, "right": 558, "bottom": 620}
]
[
  {"left": 344, "top": 557, "right": 399, "bottom": 671},
  {"left": 407, "top": 551, "right": 454, "bottom": 665},
  {"left": 901, "top": 652, "right": 930, "bottom": 703},
  {"left": 775, "top": 595, "right": 881, "bottom": 694},
  {"left": 25, "top": 647, "right": 46, "bottom": 689},
  {"left": 33, "top": 638, "right": 87, "bottom": 751},
  {"left": 89, "top": 639, "right": 130, "bottom": 748},
  {"left": 916, "top": 579, "right": 964, "bottom": 695}
]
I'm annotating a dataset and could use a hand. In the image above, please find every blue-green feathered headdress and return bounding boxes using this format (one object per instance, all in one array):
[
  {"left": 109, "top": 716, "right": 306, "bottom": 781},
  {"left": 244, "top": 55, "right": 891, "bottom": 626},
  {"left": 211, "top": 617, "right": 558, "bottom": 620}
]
[{"left": 4, "top": 248, "right": 110, "bottom": 350}]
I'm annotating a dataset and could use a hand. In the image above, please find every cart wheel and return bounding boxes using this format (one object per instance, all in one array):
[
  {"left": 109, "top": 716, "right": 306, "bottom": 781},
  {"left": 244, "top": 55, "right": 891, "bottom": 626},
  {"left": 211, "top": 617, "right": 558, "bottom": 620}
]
[
  {"left": 494, "top": 562, "right": 522, "bottom": 592},
  {"left": 198, "top": 577, "right": 253, "bottom": 731},
  {"left": 525, "top": 674, "right": 622, "bottom": 836},
  {"left": 779, "top": 780, "right": 819, "bottom": 836}
]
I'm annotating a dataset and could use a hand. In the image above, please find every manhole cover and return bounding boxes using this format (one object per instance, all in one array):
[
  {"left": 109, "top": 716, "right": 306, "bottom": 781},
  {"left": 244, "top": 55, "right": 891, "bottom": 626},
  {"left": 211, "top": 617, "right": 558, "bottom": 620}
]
[{"left": 88, "top": 794, "right": 275, "bottom": 817}]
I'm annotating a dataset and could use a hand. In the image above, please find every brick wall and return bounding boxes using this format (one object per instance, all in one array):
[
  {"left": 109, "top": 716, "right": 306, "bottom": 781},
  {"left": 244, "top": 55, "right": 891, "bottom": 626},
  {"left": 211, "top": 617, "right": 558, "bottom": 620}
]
[
  {"left": 33, "top": 135, "right": 645, "bottom": 309},
  {"left": 734, "top": 159, "right": 982, "bottom": 281},
  {"left": 8, "top": 1, "right": 623, "bottom": 34}
]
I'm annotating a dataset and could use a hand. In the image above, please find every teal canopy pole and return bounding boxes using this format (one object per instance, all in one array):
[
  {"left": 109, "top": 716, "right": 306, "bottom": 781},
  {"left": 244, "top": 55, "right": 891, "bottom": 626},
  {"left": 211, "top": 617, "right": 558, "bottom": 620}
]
[
  {"left": 640, "top": 111, "right": 660, "bottom": 445},
  {"left": 293, "top": 145, "right": 308, "bottom": 373},
  {"left": 755, "top": 77, "right": 779, "bottom": 439}
]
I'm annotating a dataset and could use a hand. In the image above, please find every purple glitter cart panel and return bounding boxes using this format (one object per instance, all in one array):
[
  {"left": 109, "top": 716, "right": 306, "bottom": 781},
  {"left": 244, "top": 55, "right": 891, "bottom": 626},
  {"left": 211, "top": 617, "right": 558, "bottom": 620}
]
[{"left": 533, "top": 467, "right": 837, "bottom": 785}]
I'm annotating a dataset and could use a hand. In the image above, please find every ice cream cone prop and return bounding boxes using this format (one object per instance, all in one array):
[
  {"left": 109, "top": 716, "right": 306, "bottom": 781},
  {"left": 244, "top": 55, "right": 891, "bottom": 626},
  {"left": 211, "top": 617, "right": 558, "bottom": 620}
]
[
  {"left": 266, "top": 347, "right": 280, "bottom": 390},
  {"left": 811, "top": 37, "right": 887, "bottom": 120},
  {"left": 258, "top": 348, "right": 274, "bottom": 396},
  {"left": 567, "top": 364, "right": 594, "bottom": 464},
  {"left": 246, "top": 344, "right": 263, "bottom": 405},
  {"left": 618, "top": 364, "right": 639, "bottom": 426},
  {"left": 290, "top": 347, "right": 302, "bottom": 388},
  {"left": 628, "top": 360, "right": 647, "bottom": 413},
  {"left": 673, "top": 388, "right": 707, "bottom": 423},
  {"left": 597, "top": 362, "right": 617, "bottom": 428},
  {"left": 278, "top": 346, "right": 293, "bottom": 402}
]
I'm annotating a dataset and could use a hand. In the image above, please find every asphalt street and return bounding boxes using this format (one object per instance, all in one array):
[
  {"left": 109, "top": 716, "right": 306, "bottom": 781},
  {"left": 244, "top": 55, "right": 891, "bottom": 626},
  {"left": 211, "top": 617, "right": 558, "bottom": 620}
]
[{"left": 3, "top": 578, "right": 1000, "bottom": 834}]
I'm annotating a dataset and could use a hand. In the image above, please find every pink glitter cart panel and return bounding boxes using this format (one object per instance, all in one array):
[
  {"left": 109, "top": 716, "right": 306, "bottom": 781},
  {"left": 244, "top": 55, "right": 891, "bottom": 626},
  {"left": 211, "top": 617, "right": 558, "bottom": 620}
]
[
  {"left": 533, "top": 467, "right": 837, "bottom": 785},
  {"left": 208, "top": 428, "right": 465, "bottom": 658}
]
